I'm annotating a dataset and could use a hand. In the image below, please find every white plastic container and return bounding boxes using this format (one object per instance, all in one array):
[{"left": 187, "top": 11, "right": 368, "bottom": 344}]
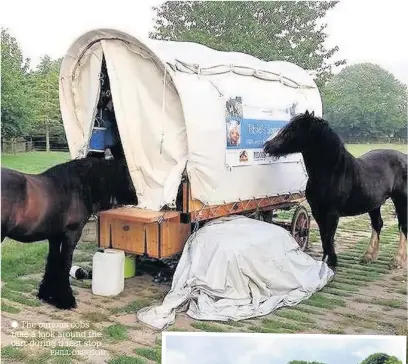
[{"left": 92, "top": 249, "right": 125, "bottom": 296}]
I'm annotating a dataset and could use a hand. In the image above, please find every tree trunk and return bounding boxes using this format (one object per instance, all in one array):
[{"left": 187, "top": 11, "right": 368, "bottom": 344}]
[{"left": 45, "top": 122, "right": 50, "bottom": 152}]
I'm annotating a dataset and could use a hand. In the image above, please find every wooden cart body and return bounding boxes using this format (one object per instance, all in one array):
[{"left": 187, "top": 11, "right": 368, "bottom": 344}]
[{"left": 98, "top": 181, "right": 307, "bottom": 259}]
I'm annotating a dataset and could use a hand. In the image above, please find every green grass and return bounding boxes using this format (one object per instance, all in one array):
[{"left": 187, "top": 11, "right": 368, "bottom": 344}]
[
  {"left": 109, "top": 299, "right": 151, "bottom": 314},
  {"left": 190, "top": 322, "right": 227, "bottom": 332},
  {"left": 26, "top": 352, "right": 53, "bottom": 364},
  {"left": 1, "top": 240, "right": 48, "bottom": 281},
  {"left": 1, "top": 302, "right": 21, "bottom": 313},
  {"left": 346, "top": 143, "right": 407, "bottom": 157},
  {"left": 104, "top": 323, "right": 128, "bottom": 341},
  {"left": 1, "top": 346, "right": 28, "bottom": 362},
  {"left": 371, "top": 298, "right": 405, "bottom": 309},
  {"left": 4, "top": 278, "right": 37, "bottom": 293},
  {"left": 273, "top": 308, "right": 317, "bottom": 323},
  {"left": 2, "top": 287, "right": 41, "bottom": 307},
  {"left": 81, "top": 311, "right": 111, "bottom": 323},
  {"left": 1, "top": 151, "right": 70, "bottom": 172},
  {"left": 134, "top": 347, "right": 161, "bottom": 362}
]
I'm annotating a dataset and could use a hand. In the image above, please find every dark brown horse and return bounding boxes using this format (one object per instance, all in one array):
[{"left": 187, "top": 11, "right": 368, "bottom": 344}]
[
  {"left": 264, "top": 111, "right": 407, "bottom": 270},
  {"left": 1, "top": 157, "right": 137, "bottom": 309}
]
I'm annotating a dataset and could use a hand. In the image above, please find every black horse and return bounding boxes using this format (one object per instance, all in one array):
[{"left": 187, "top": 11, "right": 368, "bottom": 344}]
[
  {"left": 263, "top": 111, "right": 407, "bottom": 270},
  {"left": 1, "top": 157, "right": 137, "bottom": 309}
]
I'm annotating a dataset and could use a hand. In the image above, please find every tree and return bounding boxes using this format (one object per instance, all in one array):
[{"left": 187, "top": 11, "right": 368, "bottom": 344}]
[
  {"left": 150, "top": 1, "right": 345, "bottom": 88},
  {"left": 288, "top": 361, "right": 327, "bottom": 364},
  {"left": 360, "top": 353, "right": 403, "bottom": 364},
  {"left": 29, "top": 55, "right": 63, "bottom": 151},
  {"left": 322, "top": 63, "right": 407, "bottom": 141},
  {"left": 1, "top": 28, "right": 34, "bottom": 139}
]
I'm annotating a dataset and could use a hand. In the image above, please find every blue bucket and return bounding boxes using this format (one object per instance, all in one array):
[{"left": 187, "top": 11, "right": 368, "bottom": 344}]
[{"left": 89, "top": 127, "right": 107, "bottom": 151}]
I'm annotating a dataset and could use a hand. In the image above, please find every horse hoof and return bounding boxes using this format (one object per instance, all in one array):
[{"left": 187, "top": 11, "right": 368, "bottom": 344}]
[
  {"left": 326, "top": 254, "right": 338, "bottom": 270},
  {"left": 37, "top": 292, "right": 56, "bottom": 305},
  {"left": 54, "top": 296, "right": 77, "bottom": 310},
  {"left": 37, "top": 282, "right": 55, "bottom": 303},
  {"left": 52, "top": 288, "right": 77, "bottom": 310},
  {"left": 360, "top": 256, "right": 373, "bottom": 264},
  {"left": 388, "top": 258, "right": 406, "bottom": 270}
]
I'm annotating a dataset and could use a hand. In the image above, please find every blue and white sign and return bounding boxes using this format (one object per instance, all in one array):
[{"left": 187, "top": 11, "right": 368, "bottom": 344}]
[{"left": 225, "top": 96, "right": 295, "bottom": 166}]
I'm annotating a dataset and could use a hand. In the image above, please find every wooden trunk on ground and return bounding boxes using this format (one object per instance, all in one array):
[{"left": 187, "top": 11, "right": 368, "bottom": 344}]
[{"left": 99, "top": 207, "right": 191, "bottom": 258}]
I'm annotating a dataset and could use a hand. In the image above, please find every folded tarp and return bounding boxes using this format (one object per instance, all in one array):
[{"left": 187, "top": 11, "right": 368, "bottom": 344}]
[{"left": 137, "top": 215, "right": 334, "bottom": 330}]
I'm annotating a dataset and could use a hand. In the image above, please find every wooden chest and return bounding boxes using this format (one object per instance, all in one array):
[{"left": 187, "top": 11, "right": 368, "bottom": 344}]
[{"left": 98, "top": 207, "right": 191, "bottom": 259}]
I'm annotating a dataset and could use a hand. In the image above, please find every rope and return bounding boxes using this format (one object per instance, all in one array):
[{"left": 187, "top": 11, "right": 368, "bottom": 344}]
[
  {"left": 173, "top": 59, "right": 315, "bottom": 89},
  {"left": 194, "top": 201, "right": 208, "bottom": 222},
  {"left": 157, "top": 211, "right": 167, "bottom": 225}
]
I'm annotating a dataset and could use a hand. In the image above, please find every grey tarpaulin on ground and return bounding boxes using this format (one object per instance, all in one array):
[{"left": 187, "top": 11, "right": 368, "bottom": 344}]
[{"left": 136, "top": 215, "right": 334, "bottom": 330}]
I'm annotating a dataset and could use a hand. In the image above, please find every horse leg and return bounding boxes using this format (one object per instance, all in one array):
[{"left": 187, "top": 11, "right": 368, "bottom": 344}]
[
  {"left": 361, "top": 208, "right": 383, "bottom": 264},
  {"left": 38, "top": 237, "right": 62, "bottom": 304},
  {"left": 389, "top": 194, "right": 407, "bottom": 269},
  {"left": 1, "top": 222, "right": 8, "bottom": 242},
  {"left": 314, "top": 212, "right": 339, "bottom": 270},
  {"left": 52, "top": 228, "right": 83, "bottom": 309}
]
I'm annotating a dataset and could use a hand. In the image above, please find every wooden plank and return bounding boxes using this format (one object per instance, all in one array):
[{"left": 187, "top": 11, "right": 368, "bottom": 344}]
[
  {"left": 111, "top": 219, "right": 146, "bottom": 254},
  {"left": 99, "top": 207, "right": 180, "bottom": 223},
  {"left": 145, "top": 223, "right": 159, "bottom": 258},
  {"left": 160, "top": 219, "right": 190, "bottom": 258},
  {"left": 99, "top": 215, "right": 112, "bottom": 248},
  {"left": 182, "top": 181, "right": 189, "bottom": 213}
]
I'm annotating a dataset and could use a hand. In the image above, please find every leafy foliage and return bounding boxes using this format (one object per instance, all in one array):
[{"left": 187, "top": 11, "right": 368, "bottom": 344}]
[
  {"left": 1, "top": 28, "right": 34, "bottom": 138},
  {"left": 288, "top": 361, "right": 327, "bottom": 364},
  {"left": 150, "top": 1, "right": 346, "bottom": 89},
  {"left": 1, "top": 28, "right": 64, "bottom": 143},
  {"left": 360, "top": 353, "right": 403, "bottom": 364},
  {"left": 29, "top": 55, "right": 65, "bottom": 141},
  {"left": 322, "top": 63, "right": 407, "bottom": 140}
]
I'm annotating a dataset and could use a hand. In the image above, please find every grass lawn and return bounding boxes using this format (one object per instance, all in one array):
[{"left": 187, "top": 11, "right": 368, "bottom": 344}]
[
  {"left": 1, "top": 151, "right": 70, "bottom": 173},
  {"left": 345, "top": 143, "right": 407, "bottom": 157}
]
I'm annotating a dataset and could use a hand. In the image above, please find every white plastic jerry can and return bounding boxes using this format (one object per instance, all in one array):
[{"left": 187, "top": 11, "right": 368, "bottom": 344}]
[{"left": 92, "top": 249, "right": 125, "bottom": 296}]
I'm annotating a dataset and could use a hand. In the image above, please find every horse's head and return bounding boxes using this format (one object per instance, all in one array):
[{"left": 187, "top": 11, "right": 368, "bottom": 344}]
[
  {"left": 111, "top": 159, "right": 138, "bottom": 207},
  {"left": 263, "top": 110, "right": 328, "bottom": 157},
  {"left": 82, "top": 158, "right": 137, "bottom": 211}
]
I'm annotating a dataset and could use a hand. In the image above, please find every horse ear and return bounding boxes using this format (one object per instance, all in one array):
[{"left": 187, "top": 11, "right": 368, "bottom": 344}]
[
  {"left": 310, "top": 111, "right": 315, "bottom": 117},
  {"left": 304, "top": 110, "right": 310, "bottom": 116}
]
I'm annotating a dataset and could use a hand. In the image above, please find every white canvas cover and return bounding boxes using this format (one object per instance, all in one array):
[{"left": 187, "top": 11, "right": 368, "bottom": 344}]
[
  {"left": 136, "top": 216, "right": 334, "bottom": 330},
  {"left": 60, "top": 29, "right": 322, "bottom": 211}
]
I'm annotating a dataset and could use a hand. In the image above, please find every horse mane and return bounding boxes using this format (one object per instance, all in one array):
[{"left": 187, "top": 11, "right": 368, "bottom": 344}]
[
  {"left": 41, "top": 157, "right": 119, "bottom": 210},
  {"left": 292, "top": 113, "right": 357, "bottom": 186},
  {"left": 304, "top": 114, "right": 353, "bottom": 164},
  {"left": 41, "top": 157, "right": 111, "bottom": 177}
]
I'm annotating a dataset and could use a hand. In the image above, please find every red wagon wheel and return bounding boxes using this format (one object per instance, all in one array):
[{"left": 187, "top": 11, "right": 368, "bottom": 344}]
[{"left": 291, "top": 205, "right": 310, "bottom": 251}]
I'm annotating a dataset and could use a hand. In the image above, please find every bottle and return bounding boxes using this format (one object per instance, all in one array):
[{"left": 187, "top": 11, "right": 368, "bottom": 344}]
[{"left": 69, "top": 266, "right": 92, "bottom": 280}]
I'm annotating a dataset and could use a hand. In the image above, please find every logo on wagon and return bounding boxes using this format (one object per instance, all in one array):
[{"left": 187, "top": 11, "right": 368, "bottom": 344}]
[
  {"left": 239, "top": 150, "right": 249, "bottom": 162},
  {"left": 253, "top": 150, "right": 279, "bottom": 162}
]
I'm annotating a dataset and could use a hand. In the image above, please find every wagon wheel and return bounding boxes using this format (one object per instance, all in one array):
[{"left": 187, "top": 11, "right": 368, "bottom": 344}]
[{"left": 291, "top": 205, "right": 310, "bottom": 251}]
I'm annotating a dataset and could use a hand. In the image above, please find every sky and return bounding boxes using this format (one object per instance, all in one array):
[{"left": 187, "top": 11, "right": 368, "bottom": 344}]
[
  {"left": 1, "top": 0, "right": 407, "bottom": 84},
  {"left": 164, "top": 333, "right": 407, "bottom": 364}
]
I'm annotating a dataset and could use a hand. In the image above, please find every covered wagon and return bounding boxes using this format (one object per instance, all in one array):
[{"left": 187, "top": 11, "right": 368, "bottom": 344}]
[{"left": 59, "top": 28, "right": 322, "bottom": 261}]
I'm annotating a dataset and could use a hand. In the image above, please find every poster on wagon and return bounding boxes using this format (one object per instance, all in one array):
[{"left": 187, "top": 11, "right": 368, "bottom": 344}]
[{"left": 225, "top": 96, "right": 298, "bottom": 167}]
